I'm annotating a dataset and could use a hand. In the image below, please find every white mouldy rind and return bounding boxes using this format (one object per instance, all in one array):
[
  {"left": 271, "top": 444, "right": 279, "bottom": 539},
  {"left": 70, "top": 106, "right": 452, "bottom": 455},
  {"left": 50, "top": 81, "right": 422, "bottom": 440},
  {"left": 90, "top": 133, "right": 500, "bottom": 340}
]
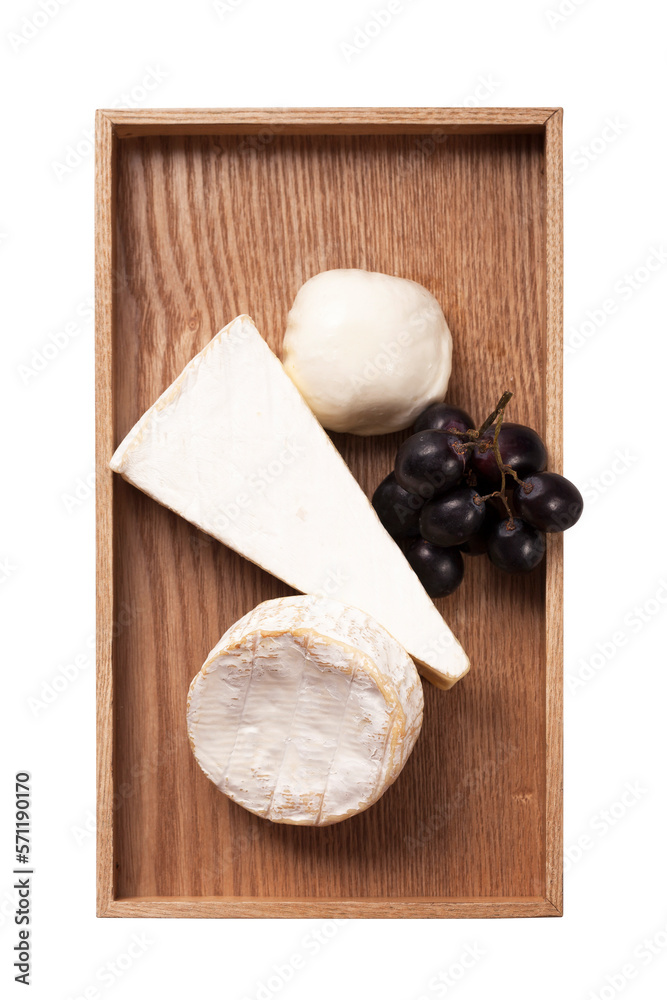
[{"left": 186, "top": 595, "right": 424, "bottom": 826}]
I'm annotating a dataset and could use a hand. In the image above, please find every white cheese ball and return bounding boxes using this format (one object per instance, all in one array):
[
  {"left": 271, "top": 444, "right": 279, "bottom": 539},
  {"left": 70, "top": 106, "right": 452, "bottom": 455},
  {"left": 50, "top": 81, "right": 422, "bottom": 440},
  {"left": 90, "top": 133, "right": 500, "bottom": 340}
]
[{"left": 282, "top": 269, "right": 453, "bottom": 435}]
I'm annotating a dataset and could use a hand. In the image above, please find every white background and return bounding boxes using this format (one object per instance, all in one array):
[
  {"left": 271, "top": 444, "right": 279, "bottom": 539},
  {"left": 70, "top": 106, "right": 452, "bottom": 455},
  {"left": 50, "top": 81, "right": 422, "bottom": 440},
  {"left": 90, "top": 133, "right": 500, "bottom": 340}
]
[{"left": 1, "top": 0, "right": 666, "bottom": 998}]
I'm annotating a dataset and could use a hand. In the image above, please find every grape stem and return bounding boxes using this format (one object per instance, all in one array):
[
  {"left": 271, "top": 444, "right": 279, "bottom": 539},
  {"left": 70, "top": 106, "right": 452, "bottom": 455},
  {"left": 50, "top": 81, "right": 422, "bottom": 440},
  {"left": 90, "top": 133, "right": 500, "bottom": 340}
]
[
  {"left": 448, "top": 390, "right": 514, "bottom": 446},
  {"left": 468, "top": 389, "right": 524, "bottom": 529},
  {"left": 482, "top": 396, "right": 515, "bottom": 527},
  {"left": 476, "top": 390, "right": 513, "bottom": 438},
  {"left": 483, "top": 489, "right": 514, "bottom": 524},
  {"left": 449, "top": 391, "right": 530, "bottom": 527}
]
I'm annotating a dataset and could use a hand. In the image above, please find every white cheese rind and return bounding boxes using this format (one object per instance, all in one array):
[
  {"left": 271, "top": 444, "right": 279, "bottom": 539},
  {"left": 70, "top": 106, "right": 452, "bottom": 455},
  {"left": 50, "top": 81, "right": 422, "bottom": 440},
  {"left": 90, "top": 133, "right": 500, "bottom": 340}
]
[
  {"left": 110, "top": 314, "right": 469, "bottom": 689},
  {"left": 186, "top": 596, "right": 424, "bottom": 825}
]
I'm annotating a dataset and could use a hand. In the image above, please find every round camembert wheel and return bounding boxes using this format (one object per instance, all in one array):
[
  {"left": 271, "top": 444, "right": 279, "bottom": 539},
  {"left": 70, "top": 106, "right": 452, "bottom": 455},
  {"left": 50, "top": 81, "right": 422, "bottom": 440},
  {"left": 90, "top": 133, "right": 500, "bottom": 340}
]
[{"left": 186, "top": 595, "right": 424, "bottom": 826}]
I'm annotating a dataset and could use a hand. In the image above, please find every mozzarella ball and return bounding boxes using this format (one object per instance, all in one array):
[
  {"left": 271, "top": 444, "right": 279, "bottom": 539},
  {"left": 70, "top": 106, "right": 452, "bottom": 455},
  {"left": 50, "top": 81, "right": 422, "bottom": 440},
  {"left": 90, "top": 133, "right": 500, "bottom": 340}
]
[{"left": 282, "top": 269, "right": 453, "bottom": 435}]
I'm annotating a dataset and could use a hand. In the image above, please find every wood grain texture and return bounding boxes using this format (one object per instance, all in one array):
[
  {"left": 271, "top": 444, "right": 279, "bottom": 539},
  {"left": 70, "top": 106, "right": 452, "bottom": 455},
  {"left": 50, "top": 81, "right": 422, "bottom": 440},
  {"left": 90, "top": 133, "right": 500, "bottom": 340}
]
[
  {"left": 95, "top": 108, "right": 563, "bottom": 918},
  {"left": 102, "top": 106, "right": 558, "bottom": 138},
  {"left": 95, "top": 110, "right": 116, "bottom": 916},
  {"left": 103, "top": 896, "right": 560, "bottom": 919},
  {"left": 544, "top": 109, "right": 564, "bottom": 914}
]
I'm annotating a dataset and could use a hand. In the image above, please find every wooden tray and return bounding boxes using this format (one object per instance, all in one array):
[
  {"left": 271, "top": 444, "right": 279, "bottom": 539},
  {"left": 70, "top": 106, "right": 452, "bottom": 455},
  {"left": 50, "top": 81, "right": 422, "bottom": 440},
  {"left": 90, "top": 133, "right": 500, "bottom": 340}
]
[{"left": 96, "top": 108, "right": 563, "bottom": 919}]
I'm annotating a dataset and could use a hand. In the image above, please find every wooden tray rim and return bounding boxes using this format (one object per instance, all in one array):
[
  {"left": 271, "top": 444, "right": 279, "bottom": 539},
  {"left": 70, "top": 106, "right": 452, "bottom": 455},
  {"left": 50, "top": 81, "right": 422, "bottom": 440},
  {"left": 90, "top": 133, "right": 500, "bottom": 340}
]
[
  {"left": 95, "top": 106, "right": 563, "bottom": 919},
  {"left": 97, "top": 106, "right": 561, "bottom": 137}
]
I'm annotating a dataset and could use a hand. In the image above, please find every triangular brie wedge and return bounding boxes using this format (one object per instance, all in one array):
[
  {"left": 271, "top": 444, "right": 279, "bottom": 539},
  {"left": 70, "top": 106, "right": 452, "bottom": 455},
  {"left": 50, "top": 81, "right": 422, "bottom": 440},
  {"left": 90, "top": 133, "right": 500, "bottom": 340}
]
[{"left": 110, "top": 315, "right": 469, "bottom": 689}]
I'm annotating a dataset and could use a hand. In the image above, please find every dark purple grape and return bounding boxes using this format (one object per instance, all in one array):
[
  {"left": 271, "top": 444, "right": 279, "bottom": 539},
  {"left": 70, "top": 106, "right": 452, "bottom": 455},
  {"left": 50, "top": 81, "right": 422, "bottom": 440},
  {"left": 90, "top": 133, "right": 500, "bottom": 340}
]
[
  {"left": 514, "top": 472, "right": 583, "bottom": 532},
  {"left": 459, "top": 532, "right": 488, "bottom": 556},
  {"left": 414, "top": 402, "right": 475, "bottom": 436},
  {"left": 465, "top": 470, "right": 498, "bottom": 496},
  {"left": 487, "top": 517, "right": 546, "bottom": 573},
  {"left": 372, "top": 472, "right": 424, "bottom": 538},
  {"left": 458, "top": 500, "right": 500, "bottom": 555},
  {"left": 471, "top": 422, "right": 547, "bottom": 486},
  {"left": 403, "top": 538, "right": 464, "bottom": 598},
  {"left": 394, "top": 430, "right": 465, "bottom": 500},
  {"left": 420, "top": 487, "right": 486, "bottom": 547}
]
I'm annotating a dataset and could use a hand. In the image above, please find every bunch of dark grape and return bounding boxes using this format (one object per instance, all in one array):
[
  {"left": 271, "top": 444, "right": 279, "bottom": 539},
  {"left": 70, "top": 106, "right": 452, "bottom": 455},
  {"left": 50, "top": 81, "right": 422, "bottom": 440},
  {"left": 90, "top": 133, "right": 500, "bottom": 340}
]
[{"left": 372, "top": 391, "right": 583, "bottom": 598}]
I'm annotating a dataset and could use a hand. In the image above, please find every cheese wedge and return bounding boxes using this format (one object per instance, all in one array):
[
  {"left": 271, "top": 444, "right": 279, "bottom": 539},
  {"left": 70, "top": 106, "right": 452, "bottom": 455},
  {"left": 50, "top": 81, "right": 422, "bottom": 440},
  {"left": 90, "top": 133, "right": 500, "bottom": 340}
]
[
  {"left": 110, "top": 315, "right": 469, "bottom": 689},
  {"left": 186, "top": 596, "right": 423, "bottom": 825}
]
